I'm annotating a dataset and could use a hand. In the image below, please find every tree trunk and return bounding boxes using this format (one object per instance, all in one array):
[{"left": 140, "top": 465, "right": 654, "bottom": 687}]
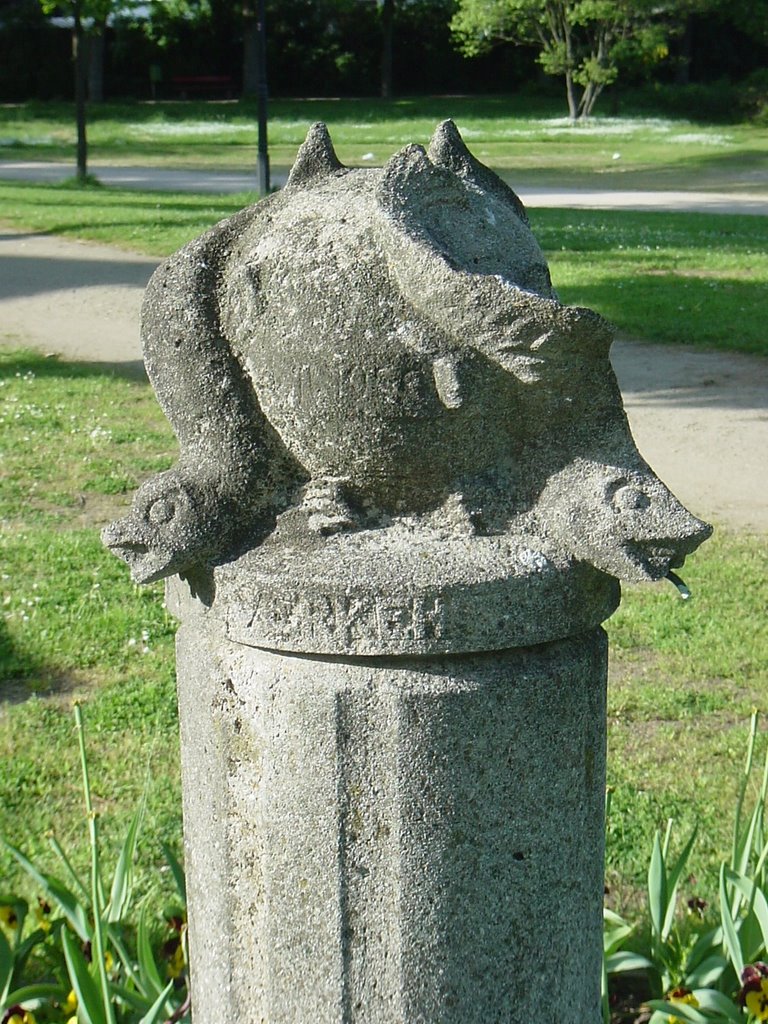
[
  {"left": 242, "top": 1, "right": 259, "bottom": 98},
  {"left": 564, "top": 71, "right": 579, "bottom": 120},
  {"left": 72, "top": 0, "right": 88, "bottom": 182},
  {"left": 380, "top": 0, "right": 394, "bottom": 99},
  {"left": 88, "top": 19, "right": 106, "bottom": 103}
]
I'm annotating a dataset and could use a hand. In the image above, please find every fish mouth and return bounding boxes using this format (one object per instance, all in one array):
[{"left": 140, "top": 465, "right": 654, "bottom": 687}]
[
  {"left": 100, "top": 524, "right": 169, "bottom": 584},
  {"left": 622, "top": 540, "right": 696, "bottom": 580}
]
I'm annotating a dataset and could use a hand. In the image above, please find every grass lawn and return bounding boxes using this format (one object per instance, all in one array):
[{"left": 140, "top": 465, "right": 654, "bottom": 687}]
[
  {"left": 1, "top": 178, "right": 766, "bottom": 355},
  {"left": 1, "top": 96, "right": 767, "bottom": 193},
  {"left": 0, "top": 346, "right": 766, "bottom": 916},
  {"left": 1, "top": 97, "right": 766, "bottom": 919}
]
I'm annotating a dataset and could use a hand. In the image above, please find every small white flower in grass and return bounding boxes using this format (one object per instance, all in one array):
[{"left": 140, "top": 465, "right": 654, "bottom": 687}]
[
  {"left": 612, "top": 152, "right": 621, "bottom": 160},
  {"left": 128, "top": 637, "right": 137, "bottom": 647},
  {"left": 361, "top": 152, "right": 375, "bottom": 161}
]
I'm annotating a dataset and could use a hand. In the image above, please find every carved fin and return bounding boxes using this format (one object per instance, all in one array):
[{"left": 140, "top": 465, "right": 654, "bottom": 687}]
[
  {"left": 428, "top": 119, "right": 529, "bottom": 224},
  {"left": 376, "top": 142, "right": 468, "bottom": 223},
  {"left": 285, "top": 122, "right": 345, "bottom": 189}
]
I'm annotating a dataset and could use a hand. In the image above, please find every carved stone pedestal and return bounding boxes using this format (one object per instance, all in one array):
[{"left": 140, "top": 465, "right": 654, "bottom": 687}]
[
  {"left": 176, "top": 612, "right": 607, "bottom": 1024},
  {"left": 103, "top": 119, "right": 711, "bottom": 1024}
]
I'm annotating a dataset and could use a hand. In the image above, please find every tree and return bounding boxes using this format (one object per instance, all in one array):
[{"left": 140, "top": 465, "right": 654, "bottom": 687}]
[
  {"left": 450, "top": 0, "right": 671, "bottom": 119},
  {"left": 39, "top": 0, "right": 112, "bottom": 179}
]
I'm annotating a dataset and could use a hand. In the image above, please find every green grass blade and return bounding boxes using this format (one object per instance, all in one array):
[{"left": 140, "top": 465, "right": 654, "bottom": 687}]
[
  {"left": 719, "top": 862, "right": 744, "bottom": 977},
  {"left": 137, "top": 980, "right": 175, "bottom": 1024},
  {"left": 663, "top": 825, "right": 698, "bottom": 940},
  {"left": 2, "top": 841, "right": 91, "bottom": 942},
  {"left": 107, "top": 801, "right": 144, "bottom": 924},
  {"left": 648, "top": 830, "right": 667, "bottom": 940},
  {"left": 61, "top": 927, "right": 107, "bottom": 1024}
]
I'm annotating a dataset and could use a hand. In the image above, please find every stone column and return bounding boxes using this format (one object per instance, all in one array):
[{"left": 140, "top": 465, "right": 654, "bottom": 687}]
[
  {"left": 168, "top": 544, "right": 616, "bottom": 1024},
  {"left": 102, "top": 119, "right": 712, "bottom": 1024}
]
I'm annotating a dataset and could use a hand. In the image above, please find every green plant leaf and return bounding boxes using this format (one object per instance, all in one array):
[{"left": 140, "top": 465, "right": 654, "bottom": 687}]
[
  {"left": 61, "top": 927, "right": 107, "bottom": 1024},
  {"left": 106, "top": 802, "right": 144, "bottom": 924},
  {"left": 648, "top": 829, "right": 667, "bottom": 939},
  {"left": 646, "top": 999, "right": 709, "bottom": 1023},
  {"left": 686, "top": 953, "right": 729, "bottom": 989},
  {"left": 137, "top": 980, "right": 175, "bottom": 1024},
  {"left": 137, "top": 907, "right": 165, "bottom": 1000},
  {"left": 4, "top": 982, "right": 68, "bottom": 1005},
  {"left": 111, "top": 982, "right": 156, "bottom": 1013},
  {"left": 724, "top": 866, "right": 768, "bottom": 952},
  {"left": 3, "top": 841, "right": 91, "bottom": 942},
  {"left": 663, "top": 825, "right": 698, "bottom": 941},
  {"left": 605, "top": 950, "right": 654, "bottom": 973},
  {"left": 693, "top": 988, "right": 743, "bottom": 1022},
  {"left": 719, "top": 862, "right": 744, "bottom": 977},
  {"left": 604, "top": 923, "right": 633, "bottom": 956},
  {"left": 0, "top": 925, "right": 14, "bottom": 1005},
  {"left": 686, "top": 925, "right": 723, "bottom": 974},
  {"left": 161, "top": 843, "right": 186, "bottom": 906}
]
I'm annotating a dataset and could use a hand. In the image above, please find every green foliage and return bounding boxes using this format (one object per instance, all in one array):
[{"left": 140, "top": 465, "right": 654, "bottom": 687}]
[
  {"left": 450, "top": 0, "right": 678, "bottom": 117},
  {"left": 0, "top": 705, "right": 188, "bottom": 1024},
  {"left": 606, "top": 713, "right": 768, "bottom": 1024}
]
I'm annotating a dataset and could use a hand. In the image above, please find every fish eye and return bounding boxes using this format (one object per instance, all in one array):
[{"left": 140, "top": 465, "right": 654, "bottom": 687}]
[
  {"left": 148, "top": 498, "right": 176, "bottom": 525},
  {"left": 612, "top": 484, "right": 651, "bottom": 513}
]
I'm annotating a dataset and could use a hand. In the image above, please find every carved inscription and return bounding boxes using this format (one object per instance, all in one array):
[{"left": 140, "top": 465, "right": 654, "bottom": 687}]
[{"left": 243, "top": 589, "right": 446, "bottom": 647}]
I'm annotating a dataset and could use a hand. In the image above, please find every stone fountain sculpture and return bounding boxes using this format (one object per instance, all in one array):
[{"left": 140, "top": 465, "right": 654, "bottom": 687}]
[{"left": 103, "top": 121, "right": 711, "bottom": 1023}]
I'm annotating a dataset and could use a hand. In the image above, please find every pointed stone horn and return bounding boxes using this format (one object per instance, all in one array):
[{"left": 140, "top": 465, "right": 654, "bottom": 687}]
[
  {"left": 428, "top": 118, "right": 529, "bottom": 224},
  {"left": 286, "top": 122, "right": 345, "bottom": 189}
]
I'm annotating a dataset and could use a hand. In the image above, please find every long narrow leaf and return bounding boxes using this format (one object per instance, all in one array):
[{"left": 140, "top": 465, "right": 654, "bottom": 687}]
[
  {"left": 0, "top": 926, "right": 13, "bottom": 1005},
  {"left": 4, "top": 982, "right": 68, "bottom": 1005},
  {"left": 724, "top": 866, "right": 768, "bottom": 952},
  {"left": 646, "top": 999, "right": 709, "bottom": 1024},
  {"left": 648, "top": 830, "right": 667, "bottom": 939},
  {"left": 694, "top": 989, "right": 743, "bottom": 1023},
  {"left": 161, "top": 843, "right": 187, "bottom": 906},
  {"left": 719, "top": 863, "right": 744, "bottom": 977},
  {"left": 107, "top": 802, "right": 144, "bottom": 924},
  {"left": 2, "top": 842, "right": 91, "bottom": 942},
  {"left": 48, "top": 834, "right": 90, "bottom": 902},
  {"left": 663, "top": 825, "right": 698, "bottom": 940},
  {"left": 605, "top": 950, "right": 654, "bottom": 973},
  {"left": 686, "top": 953, "right": 729, "bottom": 989},
  {"left": 686, "top": 925, "right": 723, "bottom": 974},
  {"left": 732, "top": 713, "right": 758, "bottom": 872},
  {"left": 138, "top": 981, "right": 175, "bottom": 1024},
  {"left": 137, "top": 907, "right": 165, "bottom": 1000},
  {"left": 61, "top": 928, "right": 107, "bottom": 1024}
]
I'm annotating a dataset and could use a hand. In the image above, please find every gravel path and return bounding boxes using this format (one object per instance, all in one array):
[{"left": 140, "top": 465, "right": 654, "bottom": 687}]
[
  {"left": 2, "top": 160, "right": 768, "bottom": 214},
  {"left": 1, "top": 227, "right": 766, "bottom": 532}
]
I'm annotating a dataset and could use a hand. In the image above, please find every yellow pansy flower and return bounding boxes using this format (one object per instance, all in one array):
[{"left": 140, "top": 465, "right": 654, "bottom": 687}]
[
  {"left": 746, "top": 979, "right": 768, "bottom": 1022},
  {"left": 666, "top": 986, "right": 699, "bottom": 1024},
  {"left": 63, "top": 989, "right": 78, "bottom": 1015}
]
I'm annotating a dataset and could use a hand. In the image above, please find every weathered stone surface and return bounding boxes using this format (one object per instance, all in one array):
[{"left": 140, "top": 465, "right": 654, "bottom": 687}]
[
  {"left": 102, "top": 119, "right": 711, "bottom": 611},
  {"left": 101, "top": 121, "right": 714, "bottom": 1024},
  {"left": 177, "top": 622, "right": 608, "bottom": 1024}
]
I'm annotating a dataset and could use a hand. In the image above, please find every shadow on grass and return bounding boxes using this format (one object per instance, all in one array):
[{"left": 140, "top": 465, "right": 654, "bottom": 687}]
[{"left": 0, "top": 347, "right": 146, "bottom": 382}]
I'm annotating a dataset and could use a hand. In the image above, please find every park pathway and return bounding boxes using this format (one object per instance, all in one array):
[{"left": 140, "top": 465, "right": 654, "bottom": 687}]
[{"left": 2, "top": 160, "right": 768, "bottom": 215}]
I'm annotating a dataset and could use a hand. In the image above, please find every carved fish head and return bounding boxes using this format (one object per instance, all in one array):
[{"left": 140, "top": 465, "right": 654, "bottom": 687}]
[
  {"left": 538, "top": 459, "right": 713, "bottom": 583},
  {"left": 101, "top": 470, "right": 219, "bottom": 584}
]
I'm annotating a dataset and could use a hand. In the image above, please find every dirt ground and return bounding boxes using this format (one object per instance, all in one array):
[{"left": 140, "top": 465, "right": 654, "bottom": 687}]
[{"left": 1, "top": 227, "right": 766, "bottom": 533}]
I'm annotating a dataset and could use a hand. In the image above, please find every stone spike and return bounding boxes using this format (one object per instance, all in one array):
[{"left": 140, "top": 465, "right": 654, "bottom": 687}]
[
  {"left": 428, "top": 118, "right": 529, "bottom": 224},
  {"left": 285, "top": 122, "right": 345, "bottom": 189}
]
